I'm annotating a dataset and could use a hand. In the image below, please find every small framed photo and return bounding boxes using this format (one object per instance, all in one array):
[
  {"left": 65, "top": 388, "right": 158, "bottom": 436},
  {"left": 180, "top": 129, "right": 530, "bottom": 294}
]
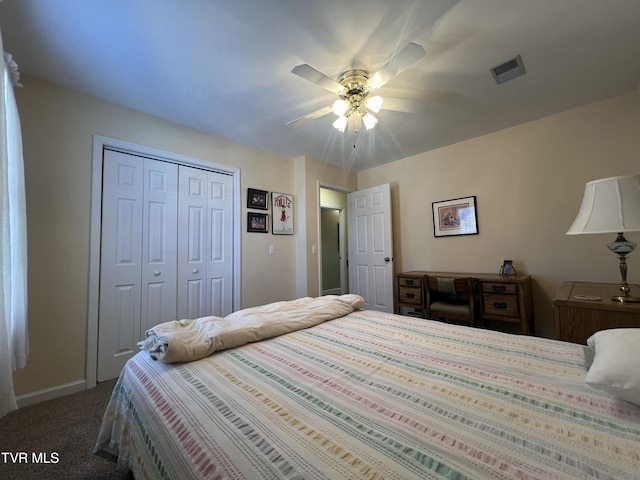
[
  {"left": 247, "top": 188, "right": 269, "bottom": 210},
  {"left": 247, "top": 212, "right": 268, "bottom": 233},
  {"left": 432, "top": 195, "right": 478, "bottom": 237},
  {"left": 271, "top": 192, "right": 293, "bottom": 235},
  {"left": 500, "top": 260, "right": 515, "bottom": 276}
]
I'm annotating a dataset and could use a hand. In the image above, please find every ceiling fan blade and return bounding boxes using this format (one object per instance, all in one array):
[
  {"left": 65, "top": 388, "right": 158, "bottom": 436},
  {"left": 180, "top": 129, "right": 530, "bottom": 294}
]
[
  {"left": 368, "top": 43, "right": 426, "bottom": 89},
  {"left": 286, "top": 105, "right": 334, "bottom": 127},
  {"left": 380, "top": 96, "right": 426, "bottom": 114},
  {"left": 291, "top": 64, "right": 344, "bottom": 94}
]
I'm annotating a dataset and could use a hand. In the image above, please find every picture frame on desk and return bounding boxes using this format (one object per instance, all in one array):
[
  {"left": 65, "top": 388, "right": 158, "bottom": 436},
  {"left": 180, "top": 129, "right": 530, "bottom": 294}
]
[
  {"left": 500, "top": 260, "right": 516, "bottom": 276},
  {"left": 432, "top": 196, "right": 478, "bottom": 237}
]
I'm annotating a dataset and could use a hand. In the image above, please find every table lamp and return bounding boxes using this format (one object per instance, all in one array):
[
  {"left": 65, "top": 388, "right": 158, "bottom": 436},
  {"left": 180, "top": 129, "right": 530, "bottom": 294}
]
[{"left": 567, "top": 175, "right": 640, "bottom": 302}]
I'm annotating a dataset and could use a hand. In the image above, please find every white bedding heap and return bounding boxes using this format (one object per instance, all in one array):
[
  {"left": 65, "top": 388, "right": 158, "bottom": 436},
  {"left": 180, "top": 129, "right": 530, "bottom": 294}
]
[{"left": 137, "top": 294, "right": 365, "bottom": 363}]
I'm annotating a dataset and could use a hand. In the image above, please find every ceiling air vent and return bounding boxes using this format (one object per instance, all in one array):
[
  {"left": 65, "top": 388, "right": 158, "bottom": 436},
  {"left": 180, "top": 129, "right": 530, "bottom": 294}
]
[{"left": 490, "top": 55, "right": 526, "bottom": 84}]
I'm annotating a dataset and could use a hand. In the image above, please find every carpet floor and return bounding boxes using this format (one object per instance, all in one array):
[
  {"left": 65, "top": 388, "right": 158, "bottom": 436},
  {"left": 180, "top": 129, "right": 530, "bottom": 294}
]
[{"left": 0, "top": 379, "right": 132, "bottom": 479}]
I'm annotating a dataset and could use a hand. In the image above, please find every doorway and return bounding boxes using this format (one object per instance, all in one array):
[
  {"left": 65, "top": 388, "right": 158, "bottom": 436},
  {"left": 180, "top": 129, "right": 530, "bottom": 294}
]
[
  {"left": 321, "top": 207, "right": 342, "bottom": 295},
  {"left": 319, "top": 187, "right": 349, "bottom": 296}
]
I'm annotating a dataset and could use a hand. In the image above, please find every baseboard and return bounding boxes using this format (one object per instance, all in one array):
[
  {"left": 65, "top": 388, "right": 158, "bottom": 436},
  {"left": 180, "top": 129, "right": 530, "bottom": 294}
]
[{"left": 15, "top": 379, "right": 87, "bottom": 408}]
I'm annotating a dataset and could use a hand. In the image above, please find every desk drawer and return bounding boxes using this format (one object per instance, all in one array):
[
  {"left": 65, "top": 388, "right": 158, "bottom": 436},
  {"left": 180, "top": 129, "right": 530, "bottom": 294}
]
[
  {"left": 482, "top": 282, "right": 518, "bottom": 295},
  {"left": 483, "top": 294, "right": 520, "bottom": 318},
  {"left": 398, "top": 286, "right": 422, "bottom": 305},
  {"left": 398, "top": 276, "right": 423, "bottom": 288}
]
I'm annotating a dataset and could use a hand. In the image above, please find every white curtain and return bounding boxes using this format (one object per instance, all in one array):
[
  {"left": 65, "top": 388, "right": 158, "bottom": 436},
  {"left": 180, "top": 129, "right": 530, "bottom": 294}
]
[{"left": 0, "top": 41, "right": 28, "bottom": 418}]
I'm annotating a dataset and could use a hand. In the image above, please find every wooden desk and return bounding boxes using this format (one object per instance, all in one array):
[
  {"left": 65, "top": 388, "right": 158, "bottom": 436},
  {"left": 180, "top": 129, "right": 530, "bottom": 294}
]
[
  {"left": 395, "top": 271, "right": 534, "bottom": 334},
  {"left": 553, "top": 281, "right": 640, "bottom": 344}
]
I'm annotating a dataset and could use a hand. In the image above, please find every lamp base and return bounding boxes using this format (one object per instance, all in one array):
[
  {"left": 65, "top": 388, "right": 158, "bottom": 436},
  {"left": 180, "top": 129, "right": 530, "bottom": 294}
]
[
  {"left": 612, "top": 294, "right": 640, "bottom": 303},
  {"left": 612, "top": 281, "right": 640, "bottom": 302},
  {"left": 608, "top": 234, "right": 639, "bottom": 302}
]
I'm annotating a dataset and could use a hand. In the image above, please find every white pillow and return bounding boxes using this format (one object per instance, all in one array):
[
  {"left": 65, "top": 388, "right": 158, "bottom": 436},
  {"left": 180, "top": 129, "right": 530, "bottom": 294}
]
[{"left": 585, "top": 328, "right": 640, "bottom": 406}]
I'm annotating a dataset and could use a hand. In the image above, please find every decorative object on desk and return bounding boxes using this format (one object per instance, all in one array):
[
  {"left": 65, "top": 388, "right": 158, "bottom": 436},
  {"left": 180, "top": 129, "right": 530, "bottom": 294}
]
[
  {"left": 271, "top": 192, "right": 293, "bottom": 235},
  {"left": 247, "top": 212, "right": 268, "bottom": 233},
  {"left": 247, "top": 188, "right": 269, "bottom": 210},
  {"left": 567, "top": 175, "right": 640, "bottom": 302},
  {"left": 432, "top": 195, "right": 478, "bottom": 237},
  {"left": 573, "top": 294, "right": 602, "bottom": 301},
  {"left": 499, "top": 259, "right": 517, "bottom": 276}
]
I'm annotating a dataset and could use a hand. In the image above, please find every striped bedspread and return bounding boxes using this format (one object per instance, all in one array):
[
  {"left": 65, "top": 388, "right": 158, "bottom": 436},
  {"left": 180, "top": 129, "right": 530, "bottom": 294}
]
[{"left": 95, "top": 309, "right": 640, "bottom": 479}]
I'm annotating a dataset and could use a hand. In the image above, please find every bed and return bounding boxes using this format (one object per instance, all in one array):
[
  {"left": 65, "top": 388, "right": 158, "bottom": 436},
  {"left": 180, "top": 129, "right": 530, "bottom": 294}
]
[{"left": 95, "top": 296, "right": 640, "bottom": 479}]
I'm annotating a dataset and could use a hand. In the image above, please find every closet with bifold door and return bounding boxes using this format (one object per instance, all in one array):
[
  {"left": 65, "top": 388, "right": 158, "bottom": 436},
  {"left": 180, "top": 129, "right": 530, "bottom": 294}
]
[{"left": 98, "top": 148, "right": 234, "bottom": 381}]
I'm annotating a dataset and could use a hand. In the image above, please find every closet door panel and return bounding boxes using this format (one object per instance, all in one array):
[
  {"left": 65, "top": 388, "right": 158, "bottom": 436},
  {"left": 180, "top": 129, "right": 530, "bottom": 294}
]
[
  {"left": 141, "top": 159, "right": 178, "bottom": 331},
  {"left": 207, "top": 173, "right": 234, "bottom": 317},
  {"left": 98, "top": 150, "right": 144, "bottom": 382},
  {"left": 178, "top": 166, "right": 208, "bottom": 319},
  {"left": 177, "top": 167, "right": 234, "bottom": 319}
]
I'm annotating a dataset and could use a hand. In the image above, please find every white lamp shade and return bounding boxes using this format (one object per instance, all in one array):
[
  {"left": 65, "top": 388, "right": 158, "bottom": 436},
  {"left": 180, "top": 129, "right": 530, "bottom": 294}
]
[
  {"left": 332, "top": 115, "right": 348, "bottom": 132},
  {"left": 332, "top": 99, "right": 349, "bottom": 117},
  {"left": 567, "top": 175, "right": 640, "bottom": 235},
  {"left": 365, "top": 95, "right": 384, "bottom": 113},
  {"left": 361, "top": 112, "right": 378, "bottom": 130}
]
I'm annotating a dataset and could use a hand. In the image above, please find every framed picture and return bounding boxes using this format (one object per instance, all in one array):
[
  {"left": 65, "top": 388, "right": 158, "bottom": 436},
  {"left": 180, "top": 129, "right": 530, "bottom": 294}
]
[
  {"left": 271, "top": 192, "right": 293, "bottom": 235},
  {"left": 247, "top": 188, "right": 269, "bottom": 210},
  {"left": 432, "top": 195, "right": 478, "bottom": 237},
  {"left": 247, "top": 212, "right": 268, "bottom": 233},
  {"left": 500, "top": 259, "right": 516, "bottom": 276}
]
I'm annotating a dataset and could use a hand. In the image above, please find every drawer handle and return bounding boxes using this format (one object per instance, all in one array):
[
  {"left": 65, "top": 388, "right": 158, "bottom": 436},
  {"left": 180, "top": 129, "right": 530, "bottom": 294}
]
[
  {"left": 406, "top": 293, "right": 415, "bottom": 299},
  {"left": 406, "top": 279, "right": 415, "bottom": 285},
  {"left": 493, "top": 301, "right": 508, "bottom": 309},
  {"left": 492, "top": 285, "right": 506, "bottom": 292}
]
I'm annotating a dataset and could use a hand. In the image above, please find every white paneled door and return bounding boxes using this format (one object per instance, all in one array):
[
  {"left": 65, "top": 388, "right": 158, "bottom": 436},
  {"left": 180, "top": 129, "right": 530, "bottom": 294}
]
[
  {"left": 98, "top": 150, "right": 145, "bottom": 382},
  {"left": 177, "top": 165, "right": 234, "bottom": 320},
  {"left": 141, "top": 158, "right": 178, "bottom": 333},
  {"left": 347, "top": 183, "right": 394, "bottom": 312},
  {"left": 98, "top": 150, "right": 233, "bottom": 381}
]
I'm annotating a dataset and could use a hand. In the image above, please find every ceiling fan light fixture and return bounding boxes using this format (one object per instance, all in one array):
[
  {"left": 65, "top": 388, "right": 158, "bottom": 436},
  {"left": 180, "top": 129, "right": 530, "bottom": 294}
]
[
  {"left": 332, "top": 115, "right": 348, "bottom": 132},
  {"left": 365, "top": 95, "right": 384, "bottom": 113},
  {"left": 332, "top": 99, "right": 349, "bottom": 117},
  {"left": 288, "top": 42, "right": 426, "bottom": 133},
  {"left": 368, "top": 72, "right": 383, "bottom": 90},
  {"left": 362, "top": 112, "right": 378, "bottom": 130}
]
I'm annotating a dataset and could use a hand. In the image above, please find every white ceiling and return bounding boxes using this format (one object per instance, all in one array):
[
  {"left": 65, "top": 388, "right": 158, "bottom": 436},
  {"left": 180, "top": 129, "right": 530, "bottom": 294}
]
[{"left": 1, "top": 0, "right": 640, "bottom": 171}]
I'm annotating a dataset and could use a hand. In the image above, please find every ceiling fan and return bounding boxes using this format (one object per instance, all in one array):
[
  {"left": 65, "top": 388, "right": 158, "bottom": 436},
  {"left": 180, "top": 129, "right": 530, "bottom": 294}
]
[{"left": 287, "top": 42, "right": 426, "bottom": 134}]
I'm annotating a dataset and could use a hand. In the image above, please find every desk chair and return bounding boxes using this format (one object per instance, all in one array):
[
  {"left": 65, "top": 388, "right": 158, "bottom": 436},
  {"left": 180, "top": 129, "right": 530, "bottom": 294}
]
[{"left": 425, "top": 276, "right": 476, "bottom": 326}]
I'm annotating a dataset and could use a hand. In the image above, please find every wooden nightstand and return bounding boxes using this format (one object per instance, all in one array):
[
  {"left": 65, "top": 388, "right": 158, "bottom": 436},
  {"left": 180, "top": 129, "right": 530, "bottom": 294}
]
[{"left": 553, "top": 281, "right": 640, "bottom": 344}]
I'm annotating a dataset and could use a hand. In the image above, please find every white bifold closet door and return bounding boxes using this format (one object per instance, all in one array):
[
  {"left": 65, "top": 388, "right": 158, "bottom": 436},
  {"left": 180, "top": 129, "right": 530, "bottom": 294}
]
[
  {"left": 177, "top": 165, "right": 234, "bottom": 320},
  {"left": 98, "top": 149, "right": 233, "bottom": 381}
]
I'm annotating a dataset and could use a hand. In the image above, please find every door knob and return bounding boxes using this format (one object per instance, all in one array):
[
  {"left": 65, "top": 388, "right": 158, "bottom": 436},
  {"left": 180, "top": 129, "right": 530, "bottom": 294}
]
[
  {"left": 153, "top": 270, "right": 161, "bottom": 276},
  {"left": 384, "top": 257, "right": 391, "bottom": 262},
  {"left": 192, "top": 269, "right": 199, "bottom": 274}
]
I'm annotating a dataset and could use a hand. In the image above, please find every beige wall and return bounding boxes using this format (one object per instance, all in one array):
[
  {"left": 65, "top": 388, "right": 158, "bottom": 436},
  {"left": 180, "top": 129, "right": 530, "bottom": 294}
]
[
  {"left": 13, "top": 77, "right": 310, "bottom": 396},
  {"left": 298, "top": 156, "right": 358, "bottom": 297},
  {"left": 12, "top": 74, "right": 640, "bottom": 398},
  {"left": 358, "top": 91, "right": 640, "bottom": 338}
]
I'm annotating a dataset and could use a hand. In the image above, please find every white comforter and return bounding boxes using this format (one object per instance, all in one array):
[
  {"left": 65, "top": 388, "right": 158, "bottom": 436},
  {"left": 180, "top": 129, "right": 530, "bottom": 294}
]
[{"left": 137, "top": 294, "right": 365, "bottom": 363}]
